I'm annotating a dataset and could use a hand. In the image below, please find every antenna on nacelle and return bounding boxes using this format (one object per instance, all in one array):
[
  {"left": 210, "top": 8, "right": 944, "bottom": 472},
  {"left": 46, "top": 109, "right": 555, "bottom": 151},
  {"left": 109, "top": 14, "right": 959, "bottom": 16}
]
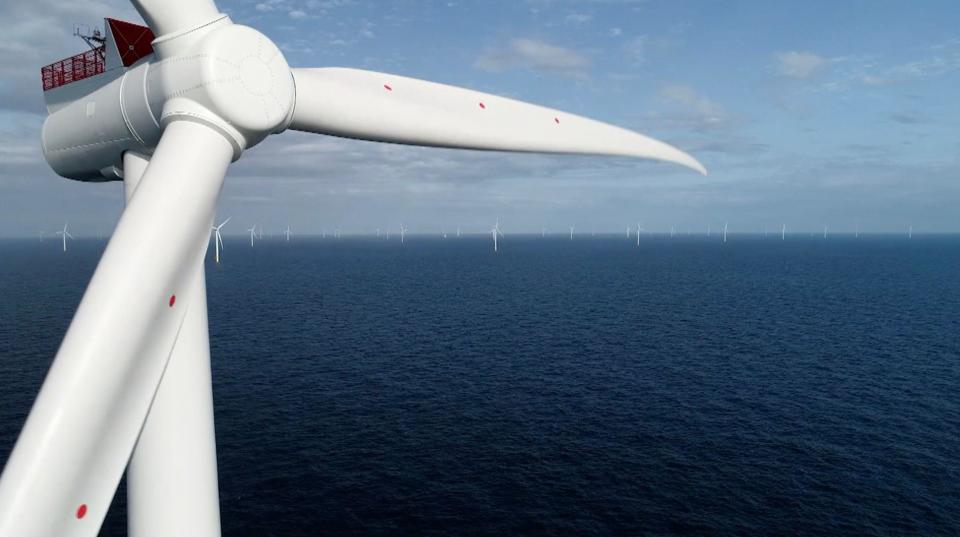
[{"left": 74, "top": 23, "right": 106, "bottom": 58}]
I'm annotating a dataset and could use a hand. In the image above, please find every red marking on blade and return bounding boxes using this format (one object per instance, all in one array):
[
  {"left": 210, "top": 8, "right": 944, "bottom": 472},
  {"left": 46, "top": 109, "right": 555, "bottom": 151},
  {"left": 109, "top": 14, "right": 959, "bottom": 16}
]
[
  {"left": 478, "top": 102, "right": 486, "bottom": 109},
  {"left": 383, "top": 84, "right": 392, "bottom": 91},
  {"left": 554, "top": 117, "right": 560, "bottom": 124},
  {"left": 76, "top": 504, "right": 88, "bottom": 519},
  {"left": 169, "top": 295, "right": 176, "bottom": 307}
]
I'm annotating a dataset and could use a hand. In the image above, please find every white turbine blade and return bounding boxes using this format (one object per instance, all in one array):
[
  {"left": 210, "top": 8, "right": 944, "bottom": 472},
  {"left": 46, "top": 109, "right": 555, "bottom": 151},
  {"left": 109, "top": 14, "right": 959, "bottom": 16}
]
[
  {"left": 0, "top": 121, "right": 233, "bottom": 537},
  {"left": 288, "top": 68, "right": 706, "bottom": 175},
  {"left": 129, "top": 0, "right": 221, "bottom": 38},
  {"left": 65, "top": 232, "right": 75, "bottom": 239},
  {"left": 218, "top": 216, "right": 231, "bottom": 228}
]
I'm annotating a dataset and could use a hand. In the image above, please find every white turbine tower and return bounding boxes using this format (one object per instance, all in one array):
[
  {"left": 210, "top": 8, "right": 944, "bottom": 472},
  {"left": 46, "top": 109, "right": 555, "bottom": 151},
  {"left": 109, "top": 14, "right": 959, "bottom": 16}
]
[
  {"left": 723, "top": 222, "right": 728, "bottom": 243},
  {"left": 491, "top": 219, "right": 504, "bottom": 252},
  {"left": 376, "top": 228, "right": 381, "bottom": 238},
  {"left": 824, "top": 225, "right": 828, "bottom": 239},
  {"left": 909, "top": 225, "right": 913, "bottom": 239},
  {"left": 0, "top": 5, "right": 706, "bottom": 535},
  {"left": 637, "top": 223, "right": 644, "bottom": 246},
  {"left": 400, "top": 223, "right": 407, "bottom": 244},
  {"left": 247, "top": 225, "right": 257, "bottom": 247},
  {"left": 284, "top": 225, "right": 292, "bottom": 242},
  {"left": 570, "top": 226, "right": 575, "bottom": 240},
  {"left": 457, "top": 227, "right": 461, "bottom": 238},
  {"left": 211, "top": 217, "right": 230, "bottom": 263},
  {"left": 54, "top": 222, "right": 74, "bottom": 252},
  {"left": 781, "top": 223, "right": 786, "bottom": 240}
]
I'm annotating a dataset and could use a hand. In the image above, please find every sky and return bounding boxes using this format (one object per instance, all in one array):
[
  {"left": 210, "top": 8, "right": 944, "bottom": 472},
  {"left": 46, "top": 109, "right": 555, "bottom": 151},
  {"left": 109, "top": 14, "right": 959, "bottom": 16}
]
[{"left": 1, "top": 0, "right": 958, "bottom": 237}]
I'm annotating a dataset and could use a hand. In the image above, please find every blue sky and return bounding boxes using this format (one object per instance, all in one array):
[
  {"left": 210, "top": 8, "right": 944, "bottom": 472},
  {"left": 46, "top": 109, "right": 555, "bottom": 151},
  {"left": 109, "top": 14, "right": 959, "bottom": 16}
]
[{"left": 1, "top": 0, "right": 957, "bottom": 236}]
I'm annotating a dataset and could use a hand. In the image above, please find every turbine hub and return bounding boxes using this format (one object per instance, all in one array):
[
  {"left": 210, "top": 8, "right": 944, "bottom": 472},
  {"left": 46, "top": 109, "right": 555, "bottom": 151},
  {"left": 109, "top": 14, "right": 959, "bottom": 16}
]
[{"left": 149, "top": 21, "right": 295, "bottom": 156}]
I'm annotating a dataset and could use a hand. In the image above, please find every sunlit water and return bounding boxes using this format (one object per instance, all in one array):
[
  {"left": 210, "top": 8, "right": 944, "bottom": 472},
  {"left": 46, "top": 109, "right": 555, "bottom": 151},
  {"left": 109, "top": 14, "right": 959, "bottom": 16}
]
[{"left": 2, "top": 235, "right": 958, "bottom": 536}]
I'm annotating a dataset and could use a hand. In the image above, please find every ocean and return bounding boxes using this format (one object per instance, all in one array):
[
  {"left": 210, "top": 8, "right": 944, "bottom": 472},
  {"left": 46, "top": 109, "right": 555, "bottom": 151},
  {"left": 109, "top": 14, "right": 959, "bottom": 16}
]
[{"left": 1, "top": 235, "right": 958, "bottom": 536}]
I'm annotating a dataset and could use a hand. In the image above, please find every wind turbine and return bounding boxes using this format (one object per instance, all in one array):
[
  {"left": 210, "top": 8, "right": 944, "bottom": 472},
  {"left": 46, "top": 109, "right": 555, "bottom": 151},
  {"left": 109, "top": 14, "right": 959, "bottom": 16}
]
[
  {"left": 284, "top": 225, "right": 292, "bottom": 242},
  {"left": 457, "top": 227, "right": 461, "bottom": 238},
  {"left": 211, "top": 217, "right": 230, "bottom": 263},
  {"left": 400, "top": 223, "right": 407, "bottom": 244},
  {"left": 0, "top": 4, "right": 705, "bottom": 535},
  {"left": 909, "top": 225, "right": 913, "bottom": 239},
  {"left": 570, "top": 226, "right": 575, "bottom": 240},
  {"left": 636, "top": 223, "right": 644, "bottom": 246},
  {"left": 247, "top": 225, "right": 257, "bottom": 247},
  {"left": 824, "top": 225, "right": 828, "bottom": 239},
  {"left": 723, "top": 222, "right": 728, "bottom": 243},
  {"left": 54, "top": 222, "right": 74, "bottom": 252},
  {"left": 491, "top": 219, "right": 504, "bottom": 252},
  {"left": 781, "top": 223, "right": 786, "bottom": 240},
  {"left": 376, "top": 228, "right": 381, "bottom": 238}
]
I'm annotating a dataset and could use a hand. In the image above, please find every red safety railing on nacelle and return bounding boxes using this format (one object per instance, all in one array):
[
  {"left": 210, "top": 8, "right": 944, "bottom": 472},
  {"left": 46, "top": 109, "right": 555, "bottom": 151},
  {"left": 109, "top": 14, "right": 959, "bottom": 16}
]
[{"left": 41, "top": 48, "right": 105, "bottom": 91}]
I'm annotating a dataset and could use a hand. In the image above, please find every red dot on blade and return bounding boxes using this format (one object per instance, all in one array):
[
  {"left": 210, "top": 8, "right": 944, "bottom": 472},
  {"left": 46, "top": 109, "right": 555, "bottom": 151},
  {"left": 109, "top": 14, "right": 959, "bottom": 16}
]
[
  {"left": 554, "top": 117, "right": 560, "bottom": 124},
  {"left": 478, "top": 102, "right": 486, "bottom": 109},
  {"left": 76, "top": 504, "right": 87, "bottom": 519},
  {"left": 383, "top": 84, "right": 392, "bottom": 91},
  {"left": 168, "top": 295, "right": 176, "bottom": 307}
]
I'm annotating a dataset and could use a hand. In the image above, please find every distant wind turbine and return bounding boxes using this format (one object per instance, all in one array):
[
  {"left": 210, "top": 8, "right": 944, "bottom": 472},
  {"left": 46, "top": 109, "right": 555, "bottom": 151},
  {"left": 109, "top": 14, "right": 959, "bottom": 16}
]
[
  {"left": 781, "top": 223, "right": 785, "bottom": 240},
  {"left": 909, "top": 225, "right": 913, "bottom": 239},
  {"left": 211, "top": 217, "right": 230, "bottom": 263},
  {"left": 400, "top": 223, "right": 407, "bottom": 243},
  {"left": 457, "top": 227, "right": 461, "bottom": 238},
  {"left": 626, "top": 227, "right": 631, "bottom": 239},
  {"left": 247, "top": 225, "right": 257, "bottom": 247},
  {"left": 824, "top": 225, "right": 828, "bottom": 239},
  {"left": 723, "top": 222, "right": 728, "bottom": 243},
  {"left": 284, "top": 225, "right": 292, "bottom": 242},
  {"left": 670, "top": 225, "right": 675, "bottom": 238},
  {"left": 54, "top": 222, "right": 74, "bottom": 252},
  {"left": 855, "top": 223, "right": 859, "bottom": 239},
  {"left": 637, "top": 223, "right": 644, "bottom": 246},
  {"left": 491, "top": 219, "right": 504, "bottom": 252},
  {"left": 376, "top": 228, "right": 381, "bottom": 238},
  {"left": 569, "top": 226, "right": 574, "bottom": 240}
]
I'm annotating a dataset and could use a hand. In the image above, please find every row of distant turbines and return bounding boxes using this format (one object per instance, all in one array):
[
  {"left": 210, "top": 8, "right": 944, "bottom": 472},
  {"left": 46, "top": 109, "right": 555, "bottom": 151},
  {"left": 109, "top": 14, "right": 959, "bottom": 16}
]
[{"left": 39, "top": 221, "right": 921, "bottom": 255}]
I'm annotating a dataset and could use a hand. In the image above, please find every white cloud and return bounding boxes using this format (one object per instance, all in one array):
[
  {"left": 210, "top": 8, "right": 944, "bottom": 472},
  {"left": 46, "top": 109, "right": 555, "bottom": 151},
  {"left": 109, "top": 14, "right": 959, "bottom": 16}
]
[
  {"left": 775, "top": 51, "right": 826, "bottom": 79},
  {"left": 475, "top": 38, "right": 589, "bottom": 76},
  {"left": 654, "top": 84, "right": 729, "bottom": 132}
]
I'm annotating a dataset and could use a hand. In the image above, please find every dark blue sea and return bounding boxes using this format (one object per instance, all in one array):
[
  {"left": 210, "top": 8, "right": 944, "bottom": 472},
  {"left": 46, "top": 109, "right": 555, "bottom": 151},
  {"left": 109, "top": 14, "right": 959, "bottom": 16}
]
[{"left": 2, "top": 235, "right": 959, "bottom": 536}]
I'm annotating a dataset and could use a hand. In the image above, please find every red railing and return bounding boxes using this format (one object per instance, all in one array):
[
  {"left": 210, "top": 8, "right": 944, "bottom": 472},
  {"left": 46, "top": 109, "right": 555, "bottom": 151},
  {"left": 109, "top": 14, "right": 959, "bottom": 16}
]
[{"left": 41, "top": 48, "right": 105, "bottom": 91}]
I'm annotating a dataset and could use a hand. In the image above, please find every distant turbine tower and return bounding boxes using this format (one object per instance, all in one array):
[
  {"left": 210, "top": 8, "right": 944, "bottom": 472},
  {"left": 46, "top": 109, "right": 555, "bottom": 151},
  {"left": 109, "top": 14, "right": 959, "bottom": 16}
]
[
  {"left": 54, "top": 222, "right": 74, "bottom": 252},
  {"left": 442, "top": 227, "right": 447, "bottom": 239},
  {"left": 637, "top": 223, "right": 643, "bottom": 246},
  {"left": 457, "top": 227, "right": 461, "bottom": 238},
  {"left": 670, "top": 225, "right": 675, "bottom": 238},
  {"left": 284, "top": 225, "right": 292, "bottom": 242},
  {"left": 247, "top": 225, "right": 257, "bottom": 247},
  {"left": 723, "top": 222, "right": 728, "bottom": 243},
  {"left": 376, "top": 228, "right": 381, "bottom": 238},
  {"left": 400, "top": 223, "right": 407, "bottom": 243},
  {"left": 781, "top": 223, "right": 786, "bottom": 240},
  {"left": 491, "top": 219, "right": 504, "bottom": 252},
  {"left": 855, "top": 223, "right": 859, "bottom": 238},
  {"left": 541, "top": 228, "right": 546, "bottom": 238},
  {"left": 909, "top": 225, "right": 913, "bottom": 239},
  {"left": 211, "top": 217, "right": 230, "bottom": 263},
  {"left": 569, "top": 226, "right": 575, "bottom": 240},
  {"left": 257, "top": 226, "right": 262, "bottom": 240},
  {"left": 626, "top": 227, "right": 631, "bottom": 239},
  {"left": 824, "top": 225, "right": 828, "bottom": 239},
  {"left": 321, "top": 228, "right": 327, "bottom": 239}
]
